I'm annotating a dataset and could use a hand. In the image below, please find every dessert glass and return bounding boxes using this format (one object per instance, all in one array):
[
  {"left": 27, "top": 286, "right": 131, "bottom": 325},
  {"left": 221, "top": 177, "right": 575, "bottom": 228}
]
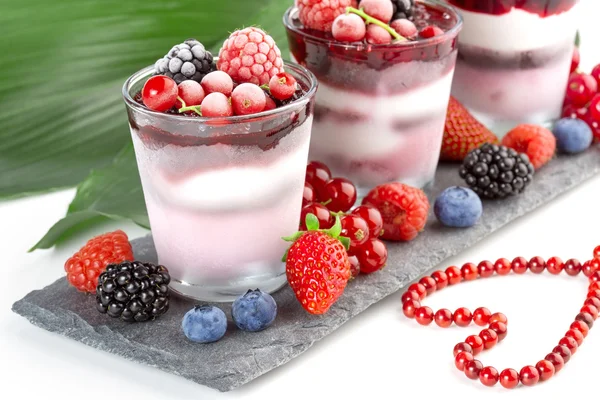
[
  {"left": 284, "top": 0, "right": 462, "bottom": 194},
  {"left": 122, "top": 61, "right": 317, "bottom": 302},
  {"left": 446, "top": 0, "right": 580, "bottom": 136}
]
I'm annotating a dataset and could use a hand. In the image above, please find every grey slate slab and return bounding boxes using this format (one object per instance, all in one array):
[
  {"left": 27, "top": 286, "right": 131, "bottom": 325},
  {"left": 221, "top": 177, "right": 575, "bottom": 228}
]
[{"left": 12, "top": 147, "right": 600, "bottom": 392}]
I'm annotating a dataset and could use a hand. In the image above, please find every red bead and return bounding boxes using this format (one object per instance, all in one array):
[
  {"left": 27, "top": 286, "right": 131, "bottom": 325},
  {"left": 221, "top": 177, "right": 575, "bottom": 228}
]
[
  {"left": 431, "top": 270, "right": 449, "bottom": 290},
  {"left": 415, "top": 306, "right": 434, "bottom": 325},
  {"left": 464, "top": 359, "right": 483, "bottom": 380},
  {"left": 511, "top": 257, "right": 528, "bottom": 274},
  {"left": 489, "top": 312, "right": 508, "bottom": 325},
  {"left": 402, "top": 299, "right": 420, "bottom": 318},
  {"left": 594, "top": 245, "right": 600, "bottom": 259},
  {"left": 581, "top": 304, "right": 599, "bottom": 320},
  {"left": 419, "top": 276, "right": 437, "bottom": 295},
  {"left": 499, "top": 368, "right": 520, "bottom": 389},
  {"left": 407, "top": 283, "right": 427, "bottom": 300},
  {"left": 545, "top": 353, "right": 565, "bottom": 372},
  {"left": 583, "top": 259, "right": 600, "bottom": 277},
  {"left": 478, "top": 260, "right": 494, "bottom": 278},
  {"left": 576, "top": 312, "right": 594, "bottom": 328},
  {"left": 480, "top": 328, "right": 498, "bottom": 349},
  {"left": 584, "top": 297, "right": 600, "bottom": 310},
  {"left": 536, "top": 360, "right": 555, "bottom": 381},
  {"left": 564, "top": 258, "right": 582, "bottom": 276},
  {"left": 559, "top": 336, "right": 578, "bottom": 354},
  {"left": 589, "top": 288, "right": 600, "bottom": 299},
  {"left": 455, "top": 351, "right": 474, "bottom": 371},
  {"left": 590, "top": 270, "right": 600, "bottom": 283},
  {"left": 401, "top": 290, "right": 419, "bottom": 304},
  {"left": 565, "top": 328, "right": 584, "bottom": 346},
  {"left": 479, "top": 366, "right": 499, "bottom": 387},
  {"left": 552, "top": 345, "right": 572, "bottom": 363},
  {"left": 453, "top": 342, "right": 473, "bottom": 357},
  {"left": 489, "top": 321, "right": 508, "bottom": 341},
  {"left": 494, "top": 258, "right": 511, "bottom": 275},
  {"left": 546, "top": 256, "right": 564, "bottom": 275},
  {"left": 461, "top": 262, "right": 478, "bottom": 281},
  {"left": 571, "top": 320, "right": 590, "bottom": 338},
  {"left": 445, "top": 266, "right": 462, "bottom": 285},
  {"left": 528, "top": 256, "right": 545, "bottom": 274},
  {"left": 466, "top": 335, "right": 484, "bottom": 355},
  {"left": 453, "top": 307, "right": 473, "bottom": 327},
  {"left": 519, "top": 365, "right": 540, "bottom": 386},
  {"left": 434, "top": 308, "right": 453, "bottom": 328},
  {"left": 473, "top": 307, "right": 491, "bottom": 326}
]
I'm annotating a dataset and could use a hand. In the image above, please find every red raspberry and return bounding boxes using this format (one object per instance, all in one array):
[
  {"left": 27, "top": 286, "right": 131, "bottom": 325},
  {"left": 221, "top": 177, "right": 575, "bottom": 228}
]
[
  {"left": 420, "top": 25, "right": 444, "bottom": 38},
  {"left": 362, "top": 183, "right": 430, "bottom": 242},
  {"left": 64, "top": 230, "right": 134, "bottom": 293},
  {"left": 297, "top": 0, "right": 358, "bottom": 32},
  {"left": 502, "top": 124, "right": 556, "bottom": 169},
  {"left": 217, "top": 27, "right": 284, "bottom": 85}
]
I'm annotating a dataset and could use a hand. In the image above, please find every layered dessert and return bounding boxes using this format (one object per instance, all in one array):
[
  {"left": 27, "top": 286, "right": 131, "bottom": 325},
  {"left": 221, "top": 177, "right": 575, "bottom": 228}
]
[
  {"left": 122, "top": 30, "right": 317, "bottom": 301},
  {"left": 284, "top": 0, "right": 462, "bottom": 192},
  {"left": 447, "top": 0, "right": 580, "bottom": 134}
]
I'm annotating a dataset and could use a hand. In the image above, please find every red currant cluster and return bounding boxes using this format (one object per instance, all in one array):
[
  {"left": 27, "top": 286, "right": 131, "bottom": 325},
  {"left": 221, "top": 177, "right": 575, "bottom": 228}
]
[
  {"left": 302, "top": 161, "right": 388, "bottom": 276},
  {"left": 562, "top": 54, "right": 600, "bottom": 140},
  {"left": 402, "top": 248, "right": 600, "bottom": 389}
]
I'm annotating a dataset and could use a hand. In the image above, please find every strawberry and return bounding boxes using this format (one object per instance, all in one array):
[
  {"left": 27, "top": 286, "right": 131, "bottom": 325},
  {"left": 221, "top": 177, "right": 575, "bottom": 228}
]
[
  {"left": 441, "top": 96, "right": 499, "bottom": 161},
  {"left": 283, "top": 214, "right": 351, "bottom": 315}
]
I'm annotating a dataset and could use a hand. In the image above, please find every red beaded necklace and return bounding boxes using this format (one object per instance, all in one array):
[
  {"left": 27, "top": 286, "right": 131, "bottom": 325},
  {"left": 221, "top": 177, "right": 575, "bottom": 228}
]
[{"left": 401, "top": 246, "right": 600, "bottom": 389}]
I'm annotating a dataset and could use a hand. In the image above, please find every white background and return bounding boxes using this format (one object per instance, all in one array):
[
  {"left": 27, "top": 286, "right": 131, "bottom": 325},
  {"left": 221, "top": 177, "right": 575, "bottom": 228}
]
[{"left": 2, "top": 2, "right": 600, "bottom": 399}]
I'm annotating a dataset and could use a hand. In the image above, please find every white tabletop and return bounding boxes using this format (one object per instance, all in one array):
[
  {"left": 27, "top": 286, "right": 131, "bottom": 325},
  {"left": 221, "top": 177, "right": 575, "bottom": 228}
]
[{"left": 2, "top": 5, "right": 600, "bottom": 399}]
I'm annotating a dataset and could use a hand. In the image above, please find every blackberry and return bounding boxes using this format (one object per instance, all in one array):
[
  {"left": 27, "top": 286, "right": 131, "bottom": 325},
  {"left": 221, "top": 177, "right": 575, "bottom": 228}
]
[
  {"left": 459, "top": 144, "right": 535, "bottom": 199},
  {"left": 154, "top": 39, "right": 215, "bottom": 84},
  {"left": 391, "top": 0, "right": 415, "bottom": 20},
  {"left": 96, "top": 261, "right": 171, "bottom": 322}
]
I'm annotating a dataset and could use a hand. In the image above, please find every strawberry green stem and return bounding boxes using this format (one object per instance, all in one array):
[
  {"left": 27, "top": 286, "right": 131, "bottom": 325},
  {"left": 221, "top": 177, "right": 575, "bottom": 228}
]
[{"left": 347, "top": 7, "right": 405, "bottom": 42}]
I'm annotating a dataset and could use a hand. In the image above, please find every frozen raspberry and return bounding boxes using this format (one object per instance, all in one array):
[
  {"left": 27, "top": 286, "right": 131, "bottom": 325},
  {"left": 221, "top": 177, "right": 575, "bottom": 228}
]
[
  {"left": 420, "top": 25, "right": 444, "bottom": 38},
  {"left": 201, "top": 92, "right": 233, "bottom": 117},
  {"left": 391, "top": 18, "right": 417, "bottom": 39},
  {"left": 362, "top": 183, "right": 430, "bottom": 242},
  {"left": 366, "top": 24, "right": 392, "bottom": 44},
  {"left": 64, "top": 230, "right": 134, "bottom": 293},
  {"left": 502, "top": 124, "right": 556, "bottom": 169},
  {"left": 332, "top": 13, "right": 366, "bottom": 42},
  {"left": 177, "top": 80, "right": 205, "bottom": 107},
  {"left": 297, "top": 0, "right": 358, "bottom": 32},
  {"left": 201, "top": 71, "right": 233, "bottom": 96},
  {"left": 361, "top": 0, "right": 394, "bottom": 23},
  {"left": 217, "top": 27, "right": 283, "bottom": 85},
  {"left": 231, "top": 83, "right": 266, "bottom": 115},
  {"left": 269, "top": 72, "right": 297, "bottom": 100}
]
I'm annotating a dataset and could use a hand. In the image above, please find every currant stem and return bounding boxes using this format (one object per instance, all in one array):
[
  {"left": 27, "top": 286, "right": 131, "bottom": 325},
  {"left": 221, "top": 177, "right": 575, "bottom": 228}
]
[
  {"left": 177, "top": 96, "right": 187, "bottom": 108},
  {"left": 178, "top": 105, "right": 202, "bottom": 116},
  {"left": 346, "top": 7, "right": 405, "bottom": 42},
  {"left": 260, "top": 84, "right": 270, "bottom": 91}
]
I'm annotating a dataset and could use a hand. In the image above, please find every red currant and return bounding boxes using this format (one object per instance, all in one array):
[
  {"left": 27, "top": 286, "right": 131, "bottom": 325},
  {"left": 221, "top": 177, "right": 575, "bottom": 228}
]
[
  {"left": 420, "top": 25, "right": 444, "bottom": 38},
  {"left": 570, "top": 47, "right": 580, "bottom": 73},
  {"left": 591, "top": 64, "right": 600, "bottom": 88},
  {"left": 177, "top": 80, "right": 205, "bottom": 108},
  {"left": 142, "top": 75, "right": 178, "bottom": 112},
  {"left": 305, "top": 161, "right": 331, "bottom": 200},
  {"left": 299, "top": 203, "right": 333, "bottom": 230},
  {"left": 323, "top": 178, "right": 357, "bottom": 212},
  {"left": 269, "top": 72, "right": 297, "bottom": 101},
  {"left": 302, "top": 182, "right": 315, "bottom": 206},
  {"left": 351, "top": 205, "right": 383, "bottom": 238},
  {"left": 589, "top": 94, "right": 600, "bottom": 122},
  {"left": 562, "top": 103, "right": 588, "bottom": 119},
  {"left": 341, "top": 214, "right": 370, "bottom": 251},
  {"left": 348, "top": 255, "right": 360, "bottom": 278},
  {"left": 356, "top": 239, "right": 388, "bottom": 274},
  {"left": 566, "top": 73, "right": 598, "bottom": 107}
]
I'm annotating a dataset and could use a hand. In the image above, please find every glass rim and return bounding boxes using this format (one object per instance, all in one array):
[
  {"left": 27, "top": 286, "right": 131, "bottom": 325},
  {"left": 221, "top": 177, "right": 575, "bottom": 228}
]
[
  {"left": 122, "top": 59, "right": 318, "bottom": 123},
  {"left": 283, "top": 0, "right": 463, "bottom": 51}
]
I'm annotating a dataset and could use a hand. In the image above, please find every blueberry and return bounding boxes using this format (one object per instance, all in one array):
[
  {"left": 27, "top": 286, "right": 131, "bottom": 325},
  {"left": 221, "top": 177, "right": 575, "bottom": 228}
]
[
  {"left": 434, "top": 186, "right": 483, "bottom": 228},
  {"left": 182, "top": 305, "right": 227, "bottom": 343},
  {"left": 552, "top": 118, "right": 593, "bottom": 154},
  {"left": 232, "top": 289, "right": 277, "bottom": 332}
]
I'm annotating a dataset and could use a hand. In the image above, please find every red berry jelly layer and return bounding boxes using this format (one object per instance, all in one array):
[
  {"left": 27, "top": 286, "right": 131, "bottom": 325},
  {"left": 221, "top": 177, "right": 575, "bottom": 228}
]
[{"left": 447, "top": 0, "right": 578, "bottom": 17}]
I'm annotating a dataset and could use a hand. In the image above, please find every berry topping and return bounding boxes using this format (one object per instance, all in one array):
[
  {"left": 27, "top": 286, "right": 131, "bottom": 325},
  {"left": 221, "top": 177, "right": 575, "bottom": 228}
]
[
  {"left": 268, "top": 72, "right": 298, "bottom": 100},
  {"left": 217, "top": 27, "right": 283, "bottom": 85},
  {"left": 360, "top": 0, "right": 394, "bottom": 23},
  {"left": 154, "top": 39, "right": 214, "bottom": 84},
  {"left": 142, "top": 75, "right": 178, "bottom": 112},
  {"left": 566, "top": 73, "right": 598, "bottom": 107},
  {"left": 231, "top": 83, "right": 267, "bottom": 115},
  {"left": 459, "top": 144, "right": 535, "bottom": 199},
  {"left": 552, "top": 118, "right": 593, "bottom": 154},
  {"left": 351, "top": 205, "right": 383, "bottom": 238},
  {"left": 231, "top": 289, "right": 277, "bottom": 332},
  {"left": 300, "top": 202, "right": 333, "bottom": 230},
  {"left": 200, "top": 92, "right": 233, "bottom": 117},
  {"left": 356, "top": 238, "right": 388, "bottom": 274},
  {"left": 434, "top": 186, "right": 483, "bottom": 228},
  {"left": 391, "top": 18, "right": 418, "bottom": 39},
  {"left": 177, "top": 80, "right": 205, "bottom": 108},
  {"left": 65, "top": 230, "right": 134, "bottom": 293},
  {"left": 340, "top": 214, "right": 370, "bottom": 250},
  {"left": 420, "top": 25, "right": 444, "bottom": 38},
  {"left": 297, "top": 0, "right": 358, "bottom": 32},
  {"left": 391, "top": 0, "right": 415, "bottom": 20},
  {"left": 182, "top": 305, "right": 227, "bottom": 343},
  {"left": 502, "top": 124, "right": 556, "bottom": 170},
  {"left": 305, "top": 160, "right": 332, "bottom": 200},
  {"left": 332, "top": 12, "right": 367, "bottom": 42},
  {"left": 366, "top": 24, "right": 393, "bottom": 44},
  {"left": 441, "top": 97, "right": 499, "bottom": 161},
  {"left": 571, "top": 47, "right": 580, "bottom": 73},
  {"left": 362, "top": 182, "right": 430, "bottom": 241},
  {"left": 323, "top": 177, "right": 358, "bottom": 212},
  {"left": 200, "top": 71, "right": 234, "bottom": 97}
]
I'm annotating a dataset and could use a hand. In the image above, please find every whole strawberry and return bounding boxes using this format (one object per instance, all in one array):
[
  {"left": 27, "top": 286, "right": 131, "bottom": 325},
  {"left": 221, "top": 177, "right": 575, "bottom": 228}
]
[
  {"left": 284, "top": 214, "right": 351, "bottom": 315},
  {"left": 64, "top": 230, "right": 134, "bottom": 293},
  {"left": 441, "top": 97, "right": 499, "bottom": 161}
]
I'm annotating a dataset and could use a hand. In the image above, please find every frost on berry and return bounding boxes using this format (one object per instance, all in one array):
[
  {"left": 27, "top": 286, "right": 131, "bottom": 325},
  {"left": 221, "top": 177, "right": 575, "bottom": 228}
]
[
  {"left": 297, "top": 0, "right": 358, "bottom": 32},
  {"left": 201, "top": 71, "right": 233, "bottom": 96},
  {"left": 332, "top": 13, "right": 366, "bottom": 42},
  {"left": 231, "top": 83, "right": 267, "bottom": 115},
  {"left": 201, "top": 92, "right": 233, "bottom": 117},
  {"left": 360, "top": 0, "right": 394, "bottom": 23},
  {"left": 366, "top": 24, "right": 392, "bottom": 45}
]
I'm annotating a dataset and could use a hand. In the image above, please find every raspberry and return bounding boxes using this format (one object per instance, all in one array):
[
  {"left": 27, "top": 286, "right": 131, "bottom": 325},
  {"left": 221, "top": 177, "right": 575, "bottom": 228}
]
[
  {"left": 332, "top": 13, "right": 366, "bottom": 42},
  {"left": 64, "top": 230, "right": 134, "bottom": 293},
  {"left": 362, "top": 183, "right": 430, "bottom": 241},
  {"left": 217, "top": 27, "right": 284, "bottom": 85},
  {"left": 420, "top": 25, "right": 444, "bottom": 38},
  {"left": 502, "top": 124, "right": 556, "bottom": 169},
  {"left": 297, "top": 0, "right": 358, "bottom": 32},
  {"left": 231, "top": 83, "right": 266, "bottom": 115}
]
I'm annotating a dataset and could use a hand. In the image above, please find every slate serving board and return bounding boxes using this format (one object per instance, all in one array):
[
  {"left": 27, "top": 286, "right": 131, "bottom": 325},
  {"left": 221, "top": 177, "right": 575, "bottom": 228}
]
[{"left": 12, "top": 148, "right": 600, "bottom": 392}]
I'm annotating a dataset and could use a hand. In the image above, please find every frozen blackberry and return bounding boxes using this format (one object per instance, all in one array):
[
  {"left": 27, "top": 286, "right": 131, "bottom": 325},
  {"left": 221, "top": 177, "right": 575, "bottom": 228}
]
[
  {"left": 96, "top": 261, "right": 171, "bottom": 322},
  {"left": 154, "top": 39, "right": 215, "bottom": 84},
  {"left": 459, "top": 144, "right": 535, "bottom": 199},
  {"left": 391, "top": 0, "right": 415, "bottom": 20}
]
